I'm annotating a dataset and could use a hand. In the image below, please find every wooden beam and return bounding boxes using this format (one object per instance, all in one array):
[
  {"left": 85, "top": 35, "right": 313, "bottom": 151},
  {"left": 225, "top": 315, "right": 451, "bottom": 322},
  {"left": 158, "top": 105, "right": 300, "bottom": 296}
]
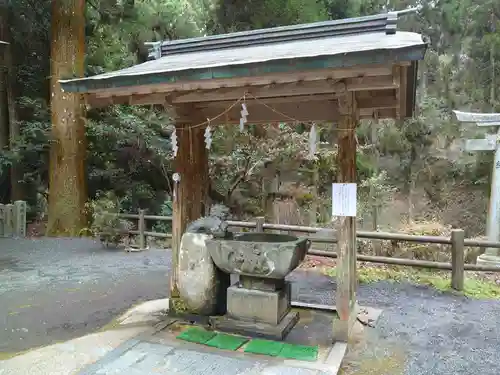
[
  {"left": 393, "top": 65, "right": 401, "bottom": 119},
  {"left": 176, "top": 100, "right": 341, "bottom": 125},
  {"left": 172, "top": 75, "right": 396, "bottom": 104},
  {"left": 399, "top": 65, "right": 408, "bottom": 120},
  {"left": 189, "top": 94, "right": 396, "bottom": 123},
  {"left": 173, "top": 80, "right": 346, "bottom": 104},
  {"left": 346, "top": 75, "right": 399, "bottom": 92},
  {"left": 333, "top": 91, "right": 358, "bottom": 342},
  {"left": 84, "top": 63, "right": 394, "bottom": 99},
  {"left": 170, "top": 111, "right": 209, "bottom": 310}
]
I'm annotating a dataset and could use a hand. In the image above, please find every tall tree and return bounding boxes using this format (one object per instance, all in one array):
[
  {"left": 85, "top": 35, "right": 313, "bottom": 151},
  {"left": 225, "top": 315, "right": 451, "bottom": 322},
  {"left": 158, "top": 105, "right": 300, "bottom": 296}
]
[
  {"left": 0, "top": 0, "right": 22, "bottom": 202},
  {"left": 47, "top": 0, "right": 87, "bottom": 235}
]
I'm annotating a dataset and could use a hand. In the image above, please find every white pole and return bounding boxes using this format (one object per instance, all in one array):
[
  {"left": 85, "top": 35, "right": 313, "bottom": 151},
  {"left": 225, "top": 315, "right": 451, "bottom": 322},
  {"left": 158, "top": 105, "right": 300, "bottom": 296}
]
[{"left": 484, "top": 127, "right": 500, "bottom": 260}]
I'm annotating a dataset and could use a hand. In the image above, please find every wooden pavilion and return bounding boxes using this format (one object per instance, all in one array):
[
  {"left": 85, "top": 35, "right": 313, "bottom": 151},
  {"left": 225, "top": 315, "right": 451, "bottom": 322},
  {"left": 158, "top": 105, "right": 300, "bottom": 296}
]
[{"left": 60, "top": 11, "right": 427, "bottom": 341}]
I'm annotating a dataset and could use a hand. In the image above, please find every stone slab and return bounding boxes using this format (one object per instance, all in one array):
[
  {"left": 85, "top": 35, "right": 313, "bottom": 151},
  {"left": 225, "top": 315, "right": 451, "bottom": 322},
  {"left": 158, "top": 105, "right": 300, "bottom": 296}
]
[
  {"left": 227, "top": 283, "right": 291, "bottom": 325},
  {"left": 0, "top": 327, "right": 147, "bottom": 375},
  {"left": 77, "top": 334, "right": 339, "bottom": 375},
  {"left": 210, "top": 311, "right": 300, "bottom": 341}
]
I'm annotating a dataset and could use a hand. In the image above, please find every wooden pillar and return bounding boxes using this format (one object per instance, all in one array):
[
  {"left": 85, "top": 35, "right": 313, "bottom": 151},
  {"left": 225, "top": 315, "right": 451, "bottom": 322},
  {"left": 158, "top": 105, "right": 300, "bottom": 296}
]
[
  {"left": 334, "top": 90, "right": 358, "bottom": 342},
  {"left": 170, "top": 119, "right": 209, "bottom": 306}
]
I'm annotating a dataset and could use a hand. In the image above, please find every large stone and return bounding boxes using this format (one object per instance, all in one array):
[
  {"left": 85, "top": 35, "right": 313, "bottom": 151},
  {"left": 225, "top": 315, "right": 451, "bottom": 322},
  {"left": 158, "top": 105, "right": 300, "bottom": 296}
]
[
  {"left": 178, "top": 232, "right": 218, "bottom": 315},
  {"left": 227, "top": 282, "right": 291, "bottom": 325}
]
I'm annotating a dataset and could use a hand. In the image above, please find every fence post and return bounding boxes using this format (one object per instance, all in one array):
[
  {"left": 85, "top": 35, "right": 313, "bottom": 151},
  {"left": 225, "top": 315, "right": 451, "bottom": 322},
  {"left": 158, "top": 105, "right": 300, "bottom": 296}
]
[
  {"left": 0, "top": 204, "right": 5, "bottom": 237},
  {"left": 4, "top": 204, "right": 13, "bottom": 237},
  {"left": 451, "top": 229, "right": 465, "bottom": 291},
  {"left": 14, "top": 200, "right": 27, "bottom": 237},
  {"left": 138, "top": 209, "right": 146, "bottom": 250},
  {"left": 255, "top": 217, "right": 265, "bottom": 232}
]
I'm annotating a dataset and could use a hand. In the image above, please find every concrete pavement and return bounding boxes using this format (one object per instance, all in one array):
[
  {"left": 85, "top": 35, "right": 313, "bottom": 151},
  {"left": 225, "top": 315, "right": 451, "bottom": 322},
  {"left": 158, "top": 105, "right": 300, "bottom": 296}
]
[{"left": 0, "top": 298, "right": 347, "bottom": 375}]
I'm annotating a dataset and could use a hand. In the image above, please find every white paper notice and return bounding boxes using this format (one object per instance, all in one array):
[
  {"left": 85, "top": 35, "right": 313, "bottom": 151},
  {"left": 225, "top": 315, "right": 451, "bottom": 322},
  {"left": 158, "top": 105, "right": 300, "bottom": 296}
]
[{"left": 332, "top": 183, "right": 357, "bottom": 217}]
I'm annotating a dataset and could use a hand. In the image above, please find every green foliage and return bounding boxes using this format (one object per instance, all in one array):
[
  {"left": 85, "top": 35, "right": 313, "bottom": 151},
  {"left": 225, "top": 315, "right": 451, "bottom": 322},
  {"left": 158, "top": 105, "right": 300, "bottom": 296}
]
[
  {"left": 325, "top": 266, "right": 500, "bottom": 299},
  {"left": 2, "top": 0, "right": 499, "bottom": 238},
  {"left": 86, "top": 191, "right": 134, "bottom": 244},
  {"left": 152, "top": 198, "right": 173, "bottom": 234}
]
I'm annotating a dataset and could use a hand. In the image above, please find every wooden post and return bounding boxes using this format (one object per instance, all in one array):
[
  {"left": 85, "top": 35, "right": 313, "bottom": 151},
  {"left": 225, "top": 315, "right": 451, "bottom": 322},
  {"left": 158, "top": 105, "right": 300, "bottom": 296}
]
[
  {"left": 334, "top": 89, "right": 358, "bottom": 342},
  {"left": 310, "top": 164, "right": 319, "bottom": 225},
  {"left": 0, "top": 204, "right": 4, "bottom": 237},
  {"left": 170, "top": 118, "right": 209, "bottom": 310},
  {"left": 255, "top": 217, "right": 265, "bottom": 232},
  {"left": 138, "top": 209, "right": 146, "bottom": 250},
  {"left": 451, "top": 229, "right": 465, "bottom": 291}
]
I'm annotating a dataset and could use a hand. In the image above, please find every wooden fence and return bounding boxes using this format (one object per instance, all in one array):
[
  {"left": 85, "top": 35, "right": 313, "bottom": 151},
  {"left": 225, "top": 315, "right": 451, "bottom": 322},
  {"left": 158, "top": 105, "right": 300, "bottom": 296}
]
[{"left": 112, "top": 211, "right": 500, "bottom": 292}]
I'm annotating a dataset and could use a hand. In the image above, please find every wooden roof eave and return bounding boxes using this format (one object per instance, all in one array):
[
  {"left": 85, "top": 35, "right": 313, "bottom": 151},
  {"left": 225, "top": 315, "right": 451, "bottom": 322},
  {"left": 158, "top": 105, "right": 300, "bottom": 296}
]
[{"left": 63, "top": 42, "right": 426, "bottom": 96}]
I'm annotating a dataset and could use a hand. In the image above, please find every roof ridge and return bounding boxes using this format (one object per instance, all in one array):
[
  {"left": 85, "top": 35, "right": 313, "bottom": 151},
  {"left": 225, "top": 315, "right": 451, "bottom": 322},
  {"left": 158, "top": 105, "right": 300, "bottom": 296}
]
[{"left": 146, "top": 9, "right": 417, "bottom": 60}]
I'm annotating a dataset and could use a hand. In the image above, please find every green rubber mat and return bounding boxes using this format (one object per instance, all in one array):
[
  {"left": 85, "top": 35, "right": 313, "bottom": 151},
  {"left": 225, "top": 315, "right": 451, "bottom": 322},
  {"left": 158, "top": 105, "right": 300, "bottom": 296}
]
[
  {"left": 205, "top": 333, "right": 249, "bottom": 351},
  {"left": 278, "top": 343, "right": 319, "bottom": 362},
  {"left": 176, "top": 327, "right": 216, "bottom": 344},
  {"left": 243, "top": 339, "right": 284, "bottom": 356}
]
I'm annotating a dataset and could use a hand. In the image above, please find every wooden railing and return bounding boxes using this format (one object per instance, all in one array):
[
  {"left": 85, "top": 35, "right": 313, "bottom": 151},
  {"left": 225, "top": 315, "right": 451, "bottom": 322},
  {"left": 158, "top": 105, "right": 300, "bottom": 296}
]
[{"left": 112, "top": 211, "right": 500, "bottom": 292}]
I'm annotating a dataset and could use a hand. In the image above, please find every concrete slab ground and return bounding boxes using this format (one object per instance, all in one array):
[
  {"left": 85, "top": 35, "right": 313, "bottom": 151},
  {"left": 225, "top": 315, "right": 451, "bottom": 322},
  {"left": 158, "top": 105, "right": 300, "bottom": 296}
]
[
  {"left": 0, "top": 326, "right": 147, "bottom": 375},
  {"left": 0, "top": 298, "right": 382, "bottom": 375},
  {"left": 78, "top": 319, "right": 347, "bottom": 375}
]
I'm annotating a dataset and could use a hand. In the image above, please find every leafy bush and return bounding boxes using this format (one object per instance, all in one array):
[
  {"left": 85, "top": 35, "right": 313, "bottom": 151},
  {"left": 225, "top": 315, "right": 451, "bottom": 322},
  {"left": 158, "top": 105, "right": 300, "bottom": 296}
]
[
  {"left": 85, "top": 191, "right": 134, "bottom": 247},
  {"left": 152, "top": 198, "right": 173, "bottom": 234}
]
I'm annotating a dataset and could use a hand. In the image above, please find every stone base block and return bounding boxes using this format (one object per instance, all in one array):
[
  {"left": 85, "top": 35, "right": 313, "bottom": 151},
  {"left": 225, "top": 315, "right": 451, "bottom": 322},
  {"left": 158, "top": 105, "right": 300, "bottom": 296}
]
[
  {"left": 227, "top": 282, "right": 291, "bottom": 325},
  {"left": 477, "top": 254, "right": 500, "bottom": 266},
  {"left": 209, "top": 310, "right": 299, "bottom": 341}
]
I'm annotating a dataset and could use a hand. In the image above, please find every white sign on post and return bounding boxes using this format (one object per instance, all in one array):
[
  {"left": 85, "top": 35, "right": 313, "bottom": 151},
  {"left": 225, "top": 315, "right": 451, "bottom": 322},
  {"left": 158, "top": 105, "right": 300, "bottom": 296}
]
[{"left": 332, "top": 183, "right": 357, "bottom": 217}]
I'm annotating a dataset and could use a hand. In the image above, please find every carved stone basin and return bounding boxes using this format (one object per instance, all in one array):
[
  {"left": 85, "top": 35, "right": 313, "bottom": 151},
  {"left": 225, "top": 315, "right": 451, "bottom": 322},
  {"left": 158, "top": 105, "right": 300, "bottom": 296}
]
[{"left": 205, "top": 233, "right": 311, "bottom": 279}]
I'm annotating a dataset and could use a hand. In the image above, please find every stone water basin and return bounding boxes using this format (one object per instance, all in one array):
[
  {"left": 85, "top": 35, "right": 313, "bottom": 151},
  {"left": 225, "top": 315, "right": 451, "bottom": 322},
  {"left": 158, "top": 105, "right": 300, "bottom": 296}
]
[{"left": 205, "top": 233, "right": 311, "bottom": 279}]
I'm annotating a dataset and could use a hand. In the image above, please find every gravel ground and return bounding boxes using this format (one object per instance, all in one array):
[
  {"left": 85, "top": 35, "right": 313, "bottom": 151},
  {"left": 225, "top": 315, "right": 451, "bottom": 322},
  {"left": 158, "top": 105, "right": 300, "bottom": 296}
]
[
  {"left": 0, "top": 237, "right": 170, "bottom": 353},
  {"left": 2, "top": 238, "right": 499, "bottom": 374},
  {"left": 289, "top": 270, "right": 500, "bottom": 375}
]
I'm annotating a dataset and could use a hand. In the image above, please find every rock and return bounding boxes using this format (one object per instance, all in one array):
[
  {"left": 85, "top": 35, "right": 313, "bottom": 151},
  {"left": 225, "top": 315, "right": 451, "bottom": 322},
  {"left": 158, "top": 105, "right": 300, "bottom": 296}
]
[{"left": 178, "top": 232, "right": 218, "bottom": 315}]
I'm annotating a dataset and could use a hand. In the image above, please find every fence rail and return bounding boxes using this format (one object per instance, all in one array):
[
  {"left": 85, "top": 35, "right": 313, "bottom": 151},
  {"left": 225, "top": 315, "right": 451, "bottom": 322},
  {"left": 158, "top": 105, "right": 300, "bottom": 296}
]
[{"left": 111, "top": 211, "right": 500, "bottom": 291}]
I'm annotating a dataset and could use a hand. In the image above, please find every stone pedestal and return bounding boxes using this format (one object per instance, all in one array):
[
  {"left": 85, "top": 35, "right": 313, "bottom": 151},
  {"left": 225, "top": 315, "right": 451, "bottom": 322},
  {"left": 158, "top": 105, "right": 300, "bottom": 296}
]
[
  {"left": 210, "top": 277, "right": 299, "bottom": 340},
  {"left": 477, "top": 253, "right": 500, "bottom": 267}
]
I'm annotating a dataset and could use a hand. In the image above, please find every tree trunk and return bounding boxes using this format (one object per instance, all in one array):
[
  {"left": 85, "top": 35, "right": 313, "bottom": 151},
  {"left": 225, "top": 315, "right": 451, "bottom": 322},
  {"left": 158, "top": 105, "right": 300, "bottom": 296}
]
[
  {"left": 47, "top": 0, "right": 87, "bottom": 236},
  {"left": 0, "top": 1, "right": 22, "bottom": 201}
]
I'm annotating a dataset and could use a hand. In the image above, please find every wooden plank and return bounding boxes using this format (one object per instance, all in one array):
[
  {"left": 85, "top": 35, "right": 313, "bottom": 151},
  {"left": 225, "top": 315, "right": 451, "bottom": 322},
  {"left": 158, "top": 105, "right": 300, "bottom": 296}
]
[
  {"left": 177, "top": 100, "right": 341, "bottom": 125},
  {"left": 178, "top": 95, "right": 397, "bottom": 125},
  {"left": 173, "top": 76, "right": 395, "bottom": 104},
  {"left": 399, "top": 65, "right": 408, "bottom": 120},
  {"left": 333, "top": 91, "right": 358, "bottom": 342},
  {"left": 84, "top": 64, "right": 394, "bottom": 98}
]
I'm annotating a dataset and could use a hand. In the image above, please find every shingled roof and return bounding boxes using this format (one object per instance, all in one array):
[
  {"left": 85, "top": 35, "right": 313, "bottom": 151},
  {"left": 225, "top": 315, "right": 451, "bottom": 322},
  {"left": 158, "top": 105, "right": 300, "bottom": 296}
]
[{"left": 59, "top": 10, "right": 426, "bottom": 94}]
